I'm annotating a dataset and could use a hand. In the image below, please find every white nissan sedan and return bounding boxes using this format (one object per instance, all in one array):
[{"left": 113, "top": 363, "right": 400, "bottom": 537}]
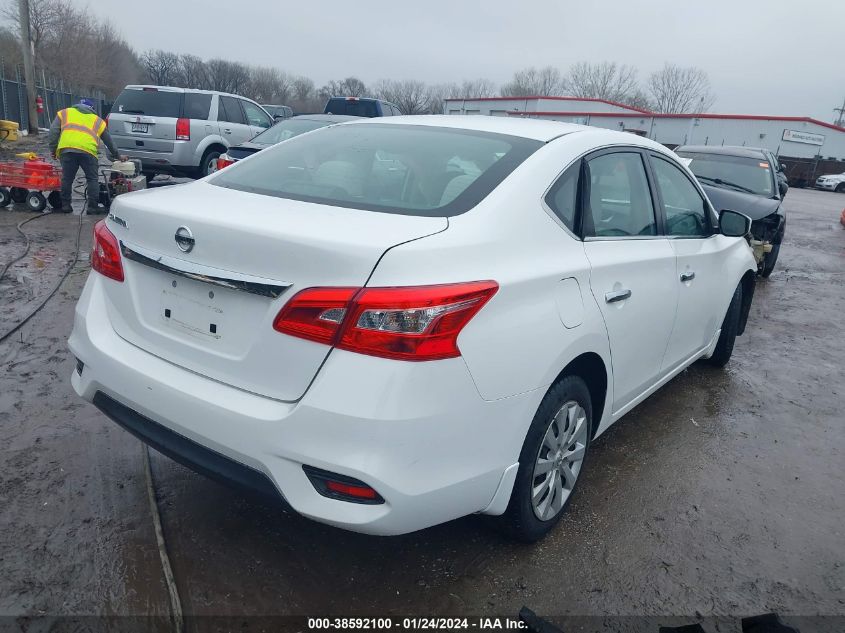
[{"left": 69, "top": 116, "right": 757, "bottom": 541}]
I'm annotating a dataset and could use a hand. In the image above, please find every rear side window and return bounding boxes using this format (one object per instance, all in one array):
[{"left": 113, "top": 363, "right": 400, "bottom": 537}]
[
  {"left": 183, "top": 93, "right": 212, "bottom": 120},
  {"left": 211, "top": 123, "right": 542, "bottom": 217},
  {"left": 324, "top": 98, "right": 379, "bottom": 117},
  {"left": 219, "top": 96, "right": 246, "bottom": 124},
  {"left": 545, "top": 164, "right": 579, "bottom": 232},
  {"left": 583, "top": 152, "right": 657, "bottom": 238},
  {"left": 112, "top": 88, "right": 182, "bottom": 117}
]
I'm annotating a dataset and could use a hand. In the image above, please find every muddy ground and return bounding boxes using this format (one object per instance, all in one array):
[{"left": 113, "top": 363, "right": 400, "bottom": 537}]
[{"left": 0, "top": 166, "right": 843, "bottom": 632}]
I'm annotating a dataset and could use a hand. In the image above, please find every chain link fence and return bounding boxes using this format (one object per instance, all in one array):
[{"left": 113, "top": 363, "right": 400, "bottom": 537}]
[{"left": 0, "top": 58, "right": 106, "bottom": 131}]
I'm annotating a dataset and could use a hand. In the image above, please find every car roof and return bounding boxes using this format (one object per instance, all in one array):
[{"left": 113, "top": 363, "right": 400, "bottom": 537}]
[
  {"left": 288, "top": 114, "right": 360, "bottom": 122},
  {"left": 675, "top": 145, "right": 769, "bottom": 159},
  {"left": 356, "top": 114, "right": 669, "bottom": 147},
  {"left": 122, "top": 85, "right": 261, "bottom": 103}
]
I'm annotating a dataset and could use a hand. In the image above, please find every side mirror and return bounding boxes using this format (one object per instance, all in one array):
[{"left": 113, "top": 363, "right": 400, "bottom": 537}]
[
  {"left": 719, "top": 209, "right": 752, "bottom": 237},
  {"left": 780, "top": 163, "right": 787, "bottom": 172},
  {"left": 273, "top": 115, "right": 285, "bottom": 122},
  {"left": 778, "top": 180, "right": 789, "bottom": 196}
]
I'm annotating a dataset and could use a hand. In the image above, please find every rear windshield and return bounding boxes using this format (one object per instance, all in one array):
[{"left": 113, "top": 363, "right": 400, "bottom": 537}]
[
  {"left": 112, "top": 88, "right": 183, "bottom": 118},
  {"left": 210, "top": 123, "right": 542, "bottom": 217},
  {"left": 324, "top": 98, "right": 379, "bottom": 118},
  {"left": 676, "top": 151, "right": 774, "bottom": 197},
  {"left": 251, "top": 118, "right": 335, "bottom": 146}
]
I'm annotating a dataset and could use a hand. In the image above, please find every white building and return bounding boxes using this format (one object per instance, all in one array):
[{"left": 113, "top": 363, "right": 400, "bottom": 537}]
[{"left": 444, "top": 96, "right": 845, "bottom": 161}]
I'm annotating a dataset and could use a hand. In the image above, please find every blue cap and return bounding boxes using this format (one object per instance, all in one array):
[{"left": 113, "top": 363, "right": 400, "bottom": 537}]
[{"left": 79, "top": 98, "right": 94, "bottom": 108}]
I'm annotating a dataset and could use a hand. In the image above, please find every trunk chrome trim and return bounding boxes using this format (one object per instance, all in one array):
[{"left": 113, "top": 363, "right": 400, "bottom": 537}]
[{"left": 119, "top": 240, "right": 291, "bottom": 299}]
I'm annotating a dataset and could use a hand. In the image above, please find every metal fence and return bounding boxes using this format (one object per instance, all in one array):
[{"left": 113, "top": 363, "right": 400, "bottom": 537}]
[{"left": 0, "top": 59, "right": 106, "bottom": 131}]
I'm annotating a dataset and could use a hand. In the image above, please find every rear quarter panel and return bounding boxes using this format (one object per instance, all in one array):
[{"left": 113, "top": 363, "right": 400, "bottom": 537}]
[{"left": 367, "top": 135, "right": 614, "bottom": 410}]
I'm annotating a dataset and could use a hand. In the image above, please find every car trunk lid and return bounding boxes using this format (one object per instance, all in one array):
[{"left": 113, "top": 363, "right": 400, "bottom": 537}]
[{"left": 101, "top": 181, "right": 447, "bottom": 401}]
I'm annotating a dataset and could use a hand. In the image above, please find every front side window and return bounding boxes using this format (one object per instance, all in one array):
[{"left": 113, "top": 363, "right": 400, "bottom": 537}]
[
  {"left": 583, "top": 152, "right": 656, "bottom": 238},
  {"left": 211, "top": 123, "right": 541, "bottom": 217},
  {"left": 242, "top": 100, "right": 272, "bottom": 128},
  {"left": 651, "top": 156, "right": 711, "bottom": 237}
]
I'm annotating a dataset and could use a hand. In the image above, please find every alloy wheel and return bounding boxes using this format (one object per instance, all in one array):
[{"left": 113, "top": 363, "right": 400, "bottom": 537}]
[{"left": 531, "top": 400, "right": 588, "bottom": 521}]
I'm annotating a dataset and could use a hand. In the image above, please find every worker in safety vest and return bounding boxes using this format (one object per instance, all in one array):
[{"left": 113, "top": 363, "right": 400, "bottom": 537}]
[{"left": 47, "top": 98, "right": 126, "bottom": 213}]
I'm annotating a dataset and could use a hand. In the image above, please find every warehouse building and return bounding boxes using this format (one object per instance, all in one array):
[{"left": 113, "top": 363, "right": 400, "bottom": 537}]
[{"left": 444, "top": 97, "right": 845, "bottom": 165}]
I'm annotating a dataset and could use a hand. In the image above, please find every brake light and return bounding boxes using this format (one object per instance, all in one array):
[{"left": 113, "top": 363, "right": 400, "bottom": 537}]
[
  {"left": 91, "top": 220, "right": 124, "bottom": 282},
  {"left": 302, "top": 466, "right": 383, "bottom": 504},
  {"left": 273, "top": 281, "right": 498, "bottom": 361},
  {"left": 216, "top": 154, "right": 235, "bottom": 170},
  {"left": 175, "top": 118, "right": 190, "bottom": 140}
]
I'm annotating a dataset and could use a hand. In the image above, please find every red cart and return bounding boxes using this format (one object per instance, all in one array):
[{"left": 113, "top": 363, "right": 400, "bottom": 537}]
[{"left": 0, "top": 155, "right": 64, "bottom": 212}]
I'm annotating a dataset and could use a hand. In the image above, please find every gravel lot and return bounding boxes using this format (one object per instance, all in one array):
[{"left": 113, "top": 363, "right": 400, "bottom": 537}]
[{"left": 1, "top": 173, "right": 843, "bottom": 632}]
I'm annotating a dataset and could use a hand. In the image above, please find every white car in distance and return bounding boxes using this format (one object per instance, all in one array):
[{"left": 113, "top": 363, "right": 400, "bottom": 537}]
[{"left": 69, "top": 116, "right": 757, "bottom": 541}]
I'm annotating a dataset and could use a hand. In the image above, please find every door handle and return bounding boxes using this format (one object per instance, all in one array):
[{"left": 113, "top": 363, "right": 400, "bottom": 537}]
[
  {"left": 223, "top": 128, "right": 231, "bottom": 134},
  {"left": 680, "top": 272, "right": 696, "bottom": 282},
  {"left": 605, "top": 289, "right": 632, "bottom": 303}
]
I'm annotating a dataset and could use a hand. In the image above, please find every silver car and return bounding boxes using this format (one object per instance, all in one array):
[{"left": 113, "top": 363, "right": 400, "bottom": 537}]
[{"left": 108, "top": 85, "right": 273, "bottom": 178}]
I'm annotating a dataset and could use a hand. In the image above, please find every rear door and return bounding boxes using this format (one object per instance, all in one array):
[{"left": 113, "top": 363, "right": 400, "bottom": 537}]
[
  {"left": 648, "top": 153, "right": 728, "bottom": 371},
  {"left": 109, "top": 87, "right": 183, "bottom": 154},
  {"left": 217, "top": 95, "right": 253, "bottom": 145},
  {"left": 580, "top": 149, "right": 679, "bottom": 412}
]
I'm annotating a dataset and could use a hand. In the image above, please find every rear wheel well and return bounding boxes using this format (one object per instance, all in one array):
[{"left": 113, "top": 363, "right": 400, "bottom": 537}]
[
  {"left": 738, "top": 270, "right": 756, "bottom": 335},
  {"left": 554, "top": 352, "right": 607, "bottom": 438},
  {"left": 202, "top": 143, "right": 227, "bottom": 162}
]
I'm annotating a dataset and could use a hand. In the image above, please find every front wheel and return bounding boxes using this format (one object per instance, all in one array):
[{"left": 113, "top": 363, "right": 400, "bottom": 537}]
[
  {"left": 0, "top": 187, "right": 10, "bottom": 207},
  {"left": 836, "top": 183, "right": 845, "bottom": 193},
  {"left": 706, "top": 284, "right": 742, "bottom": 367},
  {"left": 760, "top": 243, "right": 780, "bottom": 278},
  {"left": 497, "top": 375, "right": 592, "bottom": 542}
]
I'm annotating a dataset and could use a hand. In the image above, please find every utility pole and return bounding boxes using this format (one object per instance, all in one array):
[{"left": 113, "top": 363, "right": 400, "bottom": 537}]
[
  {"left": 835, "top": 95, "right": 845, "bottom": 127},
  {"left": 18, "top": 0, "right": 39, "bottom": 135}
]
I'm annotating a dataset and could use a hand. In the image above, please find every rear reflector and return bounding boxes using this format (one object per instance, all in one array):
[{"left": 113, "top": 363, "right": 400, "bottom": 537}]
[
  {"left": 175, "top": 117, "right": 190, "bottom": 141},
  {"left": 91, "top": 220, "right": 124, "bottom": 282},
  {"left": 273, "top": 281, "right": 498, "bottom": 361},
  {"left": 302, "top": 465, "right": 384, "bottom": 504}
]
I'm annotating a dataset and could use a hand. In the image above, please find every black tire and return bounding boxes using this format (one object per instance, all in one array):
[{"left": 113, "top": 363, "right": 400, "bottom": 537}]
[
  {"left": 760, "top": 243, "right": 780, "bottom": 278},
  {"left": 10, "top": 187, "right": 27, "bottom": 203},
  {"left": 706, "top": 284, "right": 742, "bottom": 367},
  {"left": 836, "top": 183, "right": 845, "bottom": 193},
  {"left": 497, "top": 375, "right": 593, "bottom": 542},
  {"left": 142, "top": 171, "right": 156, "bottom": 183},
  {"left": 25, "top": 191, "right": 47, "bottom": 213},
  {"left": 0, "top": 187, "right": 10, "bottom": 207},
  {"left": 196, "top": 149, "right": 222, "bottom": 178},
  {"left": 47, "top": 191, "right": 63, "bottom": 210}
]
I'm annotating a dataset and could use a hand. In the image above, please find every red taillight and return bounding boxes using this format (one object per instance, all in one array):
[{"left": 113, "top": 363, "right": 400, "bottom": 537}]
[
  {"left": 175, "top": 117, "right": 190, "bottom": 141},
  {"left": 325, "top": 480, "right": 377, "bottom": 500},
  {"left": 274, "top": 281, "right": 498, "bottom": 361},
  {"left": 273, "top": 287, "right": 357, "bottom": 344},
  {"left": 216, "top": 154, "right": 235, "bottom": 170},
  {"left": 91, "top": 220, "right": 124, "bottom": 282}
]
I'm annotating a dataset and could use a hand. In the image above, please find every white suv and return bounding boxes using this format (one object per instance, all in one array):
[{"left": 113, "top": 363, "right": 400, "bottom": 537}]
[
  {"left": 815, "top": 172, "right": 845, "bottom": 192},
  {"left": 69, "top": 117, "right": 757, "bottom": 541}
]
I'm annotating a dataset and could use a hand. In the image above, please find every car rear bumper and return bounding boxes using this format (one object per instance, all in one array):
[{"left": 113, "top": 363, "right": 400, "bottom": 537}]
[
  {"left": 69, "top": 273, "right": 537, "bottom": 535},
  {"left": 112, "top": 139, "right": 196, "bottom": 173}
]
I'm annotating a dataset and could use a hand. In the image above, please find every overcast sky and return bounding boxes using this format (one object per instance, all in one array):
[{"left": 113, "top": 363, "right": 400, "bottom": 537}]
[{"left": 77, "top": 0, "right": 843, "bottom": 121}]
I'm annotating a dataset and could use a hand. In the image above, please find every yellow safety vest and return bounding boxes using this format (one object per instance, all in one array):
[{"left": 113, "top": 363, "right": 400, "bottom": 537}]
[{"left": 56, "top": 108, "right": 106, "bottom": 157}]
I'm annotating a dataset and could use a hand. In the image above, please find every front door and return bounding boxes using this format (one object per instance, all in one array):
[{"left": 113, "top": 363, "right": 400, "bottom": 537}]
[
  {"left": 581, "top": 150, "right": 679, "bottom": 412},
  {"left": 648, "top": 154, "right": 728, "bottom": 371},
  {"left": 217, "top": 95, "right": 253, "bottom": 146}
]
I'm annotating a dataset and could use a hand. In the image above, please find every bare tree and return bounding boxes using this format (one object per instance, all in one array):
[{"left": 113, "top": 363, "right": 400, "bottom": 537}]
[
  {"left": 565, "top": 62, "right": 643, "bottom": 105},
  {"left": 374, "top": 79, "right": 429, "bottom": 114},
  {"left": 176, "top": 54, "right": 209, "bottom": 90},
  {"left": 501, "top": 66, "right": 564, "bottom": 97},
  {"left": 204, "top": 58, "right": 249, "bottom": 94},
  {"left": 289, "top": 76, "right": 322, "bottom": 113},
  {"left": 319, "top": 76, "right": 368, "bottom": 101},
  {"left": 249, "top": 65, "right": 292, "bottom": 103},
  {"left": 647, "top": 63, "right": 714, "bottom": 113},
  {"left": 140, "top": 49, "right": 180, "bottom": 85}
]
